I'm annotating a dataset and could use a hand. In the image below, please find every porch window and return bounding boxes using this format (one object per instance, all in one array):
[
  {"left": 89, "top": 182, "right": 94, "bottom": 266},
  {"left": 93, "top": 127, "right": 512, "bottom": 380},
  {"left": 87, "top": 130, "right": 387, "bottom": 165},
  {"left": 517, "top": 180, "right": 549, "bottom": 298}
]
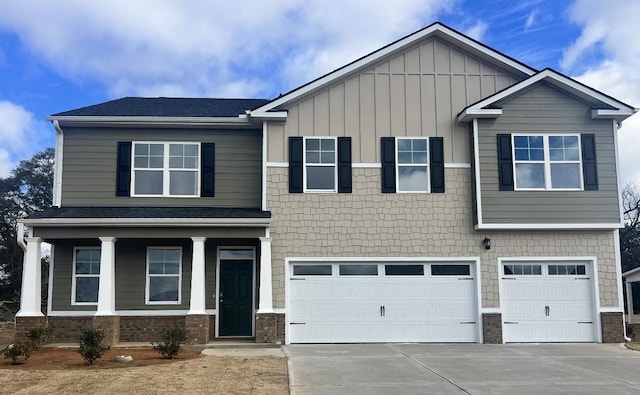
[
  {"left": 72, "top": 248, "right": 101, "bottom": 304},
  {"left": 146, "top": 247, "right": 182, "bottom": 304}
]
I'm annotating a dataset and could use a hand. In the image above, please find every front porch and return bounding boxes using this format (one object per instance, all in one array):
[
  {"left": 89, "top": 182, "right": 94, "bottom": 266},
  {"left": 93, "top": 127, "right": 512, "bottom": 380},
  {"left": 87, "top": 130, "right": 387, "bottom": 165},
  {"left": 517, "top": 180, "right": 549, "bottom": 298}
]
[{"left": 16, "top": 207, "right": 280, "bottom": 345}]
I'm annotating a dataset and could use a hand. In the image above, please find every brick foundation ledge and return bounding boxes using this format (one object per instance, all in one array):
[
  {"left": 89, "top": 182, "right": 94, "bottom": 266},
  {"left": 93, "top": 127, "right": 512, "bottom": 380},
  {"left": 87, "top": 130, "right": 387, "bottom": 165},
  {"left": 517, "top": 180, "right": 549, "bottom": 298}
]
[
  {"left": 482, "top": 313, "right": 503, "bottom": 344},
  {"left": 185, "top": 314, "right": 209, "bottom": 344},
  {"left": 601, "top": 312, "right": 625, "bottom": 343},
  {"left": 92, "top": 315, "right": 120, "bottom": 346},
  {"left": 14, "top": 316, "right": 46, "bottom": 343},
  {"left": 255, "top": 313, "right": 285, "bottom": 343}
]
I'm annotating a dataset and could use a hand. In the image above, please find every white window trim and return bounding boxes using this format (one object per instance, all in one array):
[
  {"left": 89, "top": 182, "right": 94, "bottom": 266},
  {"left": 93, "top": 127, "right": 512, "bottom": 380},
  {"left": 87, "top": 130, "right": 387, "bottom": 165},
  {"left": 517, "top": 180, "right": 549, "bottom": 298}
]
[
  {"left": 395, "top": 137, "right": 430, "bottom": 193},
  {"left": 131, "top": 141, "right": 201, "bottom": 198},
  {"left": 71, "top": 247, "right": 101, "bottom": 306},
  {"left": 145, "top": 246, "right": 183, "bottom": 305},
  {"left": 512, "top": 133, "right": 584, "bottom": 191},
  {"left": 303, "top": 136, "right": 338, "bottom": 193}
]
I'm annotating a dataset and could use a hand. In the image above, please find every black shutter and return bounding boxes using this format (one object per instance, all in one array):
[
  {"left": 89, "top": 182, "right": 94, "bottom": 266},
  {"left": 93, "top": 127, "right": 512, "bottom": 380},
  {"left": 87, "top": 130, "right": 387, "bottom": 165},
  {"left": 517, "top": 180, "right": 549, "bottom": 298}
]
[
  {"left": 381, "top": 137, "right": 396, "bottom": 193},
  {"left": 497, "top": 134, "right": 514, "bottom": 191},
  {"left": 289, "top": 137, "right": 303, "bottom": 193},
  {"left": 430, "top": 137, "right": 445, "bottom": 193},
  {"left": 116, "top": 141, "right": 131, "bottom": 196},
  {"left": 201, "top": 143, "right": 215, "bottom": 197},
  {"left": 337, "top": 137, "right": 352, "bottom": 193},
  {"left": 581, "top": 134, "right": 598, "bottom": 190}
]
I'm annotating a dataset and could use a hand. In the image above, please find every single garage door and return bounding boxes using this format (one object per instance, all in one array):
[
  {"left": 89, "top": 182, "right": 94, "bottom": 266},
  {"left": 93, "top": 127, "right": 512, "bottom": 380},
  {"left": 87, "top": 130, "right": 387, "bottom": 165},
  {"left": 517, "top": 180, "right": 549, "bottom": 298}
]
[
  {"left": 501, "top": 261, "right": 596, "bottom": 342},
  {"left": 288, "top": 262, "right": 478, "bottom": 343}
]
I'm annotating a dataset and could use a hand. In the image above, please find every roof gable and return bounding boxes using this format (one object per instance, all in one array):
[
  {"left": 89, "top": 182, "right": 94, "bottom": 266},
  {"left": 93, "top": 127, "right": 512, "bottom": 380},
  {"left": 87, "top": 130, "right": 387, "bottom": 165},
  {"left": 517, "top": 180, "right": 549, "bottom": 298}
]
[
  {"left": 250, "top": 22, "right": 537, "bottom": 118},
  {"left": 458, "top": 68, "right": 637, "bottom": 123}
]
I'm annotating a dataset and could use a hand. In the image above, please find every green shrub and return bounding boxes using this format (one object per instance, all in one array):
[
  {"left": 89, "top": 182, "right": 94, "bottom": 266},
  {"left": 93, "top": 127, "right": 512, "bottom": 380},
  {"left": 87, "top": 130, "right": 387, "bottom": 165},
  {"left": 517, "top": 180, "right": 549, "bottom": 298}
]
[
  {"left": 25, "top": 326, "right": 50, "bottom": 350},
  {"left": 152, "top": 327, "right": 187, "bottom": 359},
  {"left": 2, "top": 343, "right": 31, "bottom": 365},
  {"left": 78, "top": 329, "right": 106, "bottom": 365}
]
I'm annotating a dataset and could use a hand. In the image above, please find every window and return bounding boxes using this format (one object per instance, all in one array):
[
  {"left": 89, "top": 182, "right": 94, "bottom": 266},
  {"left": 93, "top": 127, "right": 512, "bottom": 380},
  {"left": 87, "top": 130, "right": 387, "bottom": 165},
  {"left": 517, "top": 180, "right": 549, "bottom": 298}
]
[
  {"left": 548, "top": 264, "right": 586, "bottom": 276},
  {"left": 339, "top": 265, "right": 378, "bottom": 276},
  {"left": 513, "top": 134, "right": 582, "bottom": 190},
  {"left": 385, "top": 265, "right": 424, "bottom": 276},
  {"left": 304, "top": 138, "right": 337, "bottom": 191},
  {"left": 397, "top": 138, "right": 429, "bottom": 192},
  {"left": 146, "top": 248, "right": 182, "bottom": 304},
  {"left": 293, "top": 265, "right": 332, "bottom": 276},
  {"left": 431, "top": 265, "right": 470, "bottom": 276},
  {"left": 132, "top": 142, "right": 199, "bottom": 197},
  {"left": 503, "top": 264, "right": 542, "bottom": 276},
  {"left": 73, "top": 248, "right": 101, "bottom": 304}
]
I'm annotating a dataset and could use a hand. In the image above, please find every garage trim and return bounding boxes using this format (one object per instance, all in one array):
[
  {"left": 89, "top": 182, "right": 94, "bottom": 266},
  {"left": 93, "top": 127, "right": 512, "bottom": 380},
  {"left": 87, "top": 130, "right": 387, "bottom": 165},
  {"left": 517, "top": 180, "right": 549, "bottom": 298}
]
[
  {"left": 497, "top": 256, "right": 602, "bottom": 343},
  {"left": 284, "top": 256, "right": 482, "bottom": 344}
]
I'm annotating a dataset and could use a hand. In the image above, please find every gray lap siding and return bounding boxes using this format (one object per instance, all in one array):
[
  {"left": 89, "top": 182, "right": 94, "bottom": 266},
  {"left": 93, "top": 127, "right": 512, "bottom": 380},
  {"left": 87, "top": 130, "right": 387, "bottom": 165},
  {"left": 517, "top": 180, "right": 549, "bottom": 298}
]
[
  {"left": 49, "top": 238, "right": 260, "bottom": 312},
  {"left": 60, "top": 127, "right": 262, "bottom": 208}
]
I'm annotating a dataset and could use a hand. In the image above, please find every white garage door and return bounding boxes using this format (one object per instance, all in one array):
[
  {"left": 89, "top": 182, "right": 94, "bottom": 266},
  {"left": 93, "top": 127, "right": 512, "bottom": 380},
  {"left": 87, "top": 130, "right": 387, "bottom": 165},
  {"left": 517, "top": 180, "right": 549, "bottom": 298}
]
[
  {"left": 501, "top": 262, "right": 596, "bottom": 343},
  {"left": 288, "top": 262, "right": 478, "bottom": 343}
]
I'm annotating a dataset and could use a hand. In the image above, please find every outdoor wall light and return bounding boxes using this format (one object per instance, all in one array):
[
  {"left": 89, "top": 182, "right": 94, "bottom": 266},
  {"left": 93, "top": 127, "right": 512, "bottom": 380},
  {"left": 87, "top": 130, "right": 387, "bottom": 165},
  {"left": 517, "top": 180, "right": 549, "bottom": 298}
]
[{"left": 483, "top": 237, "right": 491, "bottom": 250}]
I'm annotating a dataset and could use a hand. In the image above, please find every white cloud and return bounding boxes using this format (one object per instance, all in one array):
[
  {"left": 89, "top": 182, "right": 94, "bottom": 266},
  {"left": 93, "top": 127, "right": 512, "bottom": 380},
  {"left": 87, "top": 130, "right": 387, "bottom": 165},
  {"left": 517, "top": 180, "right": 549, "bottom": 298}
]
[
  {"left": 462, "top": 20, "right": 488, "bottom": 41},
  {"left": 525, "top": 9, "right": 537, "bottom": 29},
  {"left": 0, "top": 0, "right": 455, "bottom": 99},
  {"left": 563, "top": 1, "right": 640, "bottom": 185},
  {"left": 0, "top": 101, "right": 50, "bottom": 177}
]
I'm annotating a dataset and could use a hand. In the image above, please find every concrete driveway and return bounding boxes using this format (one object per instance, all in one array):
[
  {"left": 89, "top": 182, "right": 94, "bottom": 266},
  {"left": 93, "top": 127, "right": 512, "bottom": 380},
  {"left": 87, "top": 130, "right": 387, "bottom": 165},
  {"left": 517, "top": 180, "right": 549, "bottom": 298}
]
[{"left": 283, "top": 343, "right": 640, "bottom": 394}]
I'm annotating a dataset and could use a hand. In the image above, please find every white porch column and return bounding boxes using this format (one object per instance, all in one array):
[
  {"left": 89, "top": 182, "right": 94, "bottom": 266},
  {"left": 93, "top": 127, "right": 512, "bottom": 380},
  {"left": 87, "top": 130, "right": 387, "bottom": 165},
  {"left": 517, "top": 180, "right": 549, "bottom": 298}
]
[
  {"left": 16, "top": 237, "right": 44, "bottom": 317},
  {"left": 257, "top": 236, "right": 274, "bottom": 313},
  {"left": 188, "top": 237, "right": 207, "bottom": 315},
  {"left": 627, "top": 281, "right": 635, "bottom": 325},
  {"left": 95, "top": 237, "right": 117, "bottom": 316}
]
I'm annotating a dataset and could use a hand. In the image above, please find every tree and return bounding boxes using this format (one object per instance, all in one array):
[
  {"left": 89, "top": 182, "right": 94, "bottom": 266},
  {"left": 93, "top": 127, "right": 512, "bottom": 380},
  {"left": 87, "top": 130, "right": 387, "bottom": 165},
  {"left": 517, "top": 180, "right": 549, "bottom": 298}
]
[
  {"left": 621, "top": 182, "right": 640, "bottom": 314},
  {"left": 0, "top": 149, "right": 54, "bottom": 303}
]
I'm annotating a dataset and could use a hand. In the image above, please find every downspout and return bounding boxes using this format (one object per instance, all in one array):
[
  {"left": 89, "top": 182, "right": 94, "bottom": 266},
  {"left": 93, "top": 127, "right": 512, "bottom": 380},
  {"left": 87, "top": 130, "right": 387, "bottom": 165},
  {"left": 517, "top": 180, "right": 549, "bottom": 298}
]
[
  {"left": 52, "top": 120, "right": 64, "bottom": 207},
  {"left": 17, "top": 223, "right": 27, "bottom": 252}
]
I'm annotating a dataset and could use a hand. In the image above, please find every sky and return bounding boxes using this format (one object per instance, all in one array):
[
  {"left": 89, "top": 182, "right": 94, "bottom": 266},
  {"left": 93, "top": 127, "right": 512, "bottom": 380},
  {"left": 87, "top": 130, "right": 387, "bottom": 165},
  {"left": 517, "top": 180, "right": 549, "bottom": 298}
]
[{"left": 0, "top": 0, "right": 639, "bottom": 184}]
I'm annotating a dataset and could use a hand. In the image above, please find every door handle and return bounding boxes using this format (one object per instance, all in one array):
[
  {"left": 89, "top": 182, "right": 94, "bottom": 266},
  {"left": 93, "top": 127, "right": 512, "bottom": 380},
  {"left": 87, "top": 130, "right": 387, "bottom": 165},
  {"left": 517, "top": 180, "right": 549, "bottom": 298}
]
[
  {"left": 545, "top": 305, "right": 550, "bottom": 316},
  {"left": 382, "top": 305, "right": 385, "bottom": 317},
  {"left": 380, "top": 306, "right": 383, "bottom": 317}
]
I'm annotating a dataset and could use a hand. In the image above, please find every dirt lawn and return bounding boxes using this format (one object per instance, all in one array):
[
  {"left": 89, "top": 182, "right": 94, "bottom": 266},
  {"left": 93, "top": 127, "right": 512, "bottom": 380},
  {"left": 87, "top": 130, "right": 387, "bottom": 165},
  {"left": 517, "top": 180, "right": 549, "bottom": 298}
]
[{"left": 0, "top": 347, "right": 288, "bottom": 394}]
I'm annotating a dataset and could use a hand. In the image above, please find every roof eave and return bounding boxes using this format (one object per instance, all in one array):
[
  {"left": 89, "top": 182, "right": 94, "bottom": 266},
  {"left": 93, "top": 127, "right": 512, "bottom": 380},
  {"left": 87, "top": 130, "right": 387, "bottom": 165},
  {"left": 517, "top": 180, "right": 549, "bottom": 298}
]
[
  {"left": 20, "top": 217, "right": 271, "bottom": 227},
  {"left": 46, "top": 115, "right": 254, "bottom": 127}
]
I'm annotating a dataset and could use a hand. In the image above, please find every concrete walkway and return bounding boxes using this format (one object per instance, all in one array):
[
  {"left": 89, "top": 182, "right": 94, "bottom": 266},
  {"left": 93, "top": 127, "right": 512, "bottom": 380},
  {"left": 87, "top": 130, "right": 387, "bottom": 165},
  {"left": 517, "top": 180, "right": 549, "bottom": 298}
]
[{"left": 284, "top": 343, "right": 640, "bottom": 394}]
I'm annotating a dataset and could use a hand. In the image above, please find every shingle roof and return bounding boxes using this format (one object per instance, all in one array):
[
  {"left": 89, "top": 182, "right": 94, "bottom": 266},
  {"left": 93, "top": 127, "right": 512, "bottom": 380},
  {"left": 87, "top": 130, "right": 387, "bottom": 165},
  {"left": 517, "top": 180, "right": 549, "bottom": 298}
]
[
  {"left": 51, "top": 97, "right": 271, "bottom": 117},
  {"left": 27, "top": 206, "right": 271, "bottom": 219}
]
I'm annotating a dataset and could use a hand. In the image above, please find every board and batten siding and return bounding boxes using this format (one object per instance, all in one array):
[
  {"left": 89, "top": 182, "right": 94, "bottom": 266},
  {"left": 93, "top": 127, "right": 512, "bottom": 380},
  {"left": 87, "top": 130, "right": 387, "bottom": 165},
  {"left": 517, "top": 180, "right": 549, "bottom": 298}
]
[
  {"left": 267, "top": 38, "right": 522, "bottom": 164},
  {"left": 60, "top": 127, "right": 262, "bottom": 208},
  {"left": 478, "top": 83, "right": 621, "bottom": 224}
]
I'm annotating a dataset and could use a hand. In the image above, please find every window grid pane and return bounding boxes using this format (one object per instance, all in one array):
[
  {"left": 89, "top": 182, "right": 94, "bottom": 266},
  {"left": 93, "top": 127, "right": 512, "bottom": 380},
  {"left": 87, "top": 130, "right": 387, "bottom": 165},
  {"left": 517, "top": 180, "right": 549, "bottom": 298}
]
[
  {"left": 133, "top": 142, "right": 199, "bottom": 196},
  {"left": 503, "top": 264, "right": 542, "bottom": 276},
  {"left": 147, "top": 248, "right": 181, "bottom": 303}
]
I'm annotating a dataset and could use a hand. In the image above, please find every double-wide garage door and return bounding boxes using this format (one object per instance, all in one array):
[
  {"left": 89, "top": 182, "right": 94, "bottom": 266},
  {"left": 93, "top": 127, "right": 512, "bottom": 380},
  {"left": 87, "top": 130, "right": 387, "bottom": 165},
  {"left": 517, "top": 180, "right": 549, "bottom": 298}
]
[
  {"left": 289, "top": 261, "right": 478, "bottom": 343},
  {"left": 501, "top": 261, "right": 596, "bottom": 343}
]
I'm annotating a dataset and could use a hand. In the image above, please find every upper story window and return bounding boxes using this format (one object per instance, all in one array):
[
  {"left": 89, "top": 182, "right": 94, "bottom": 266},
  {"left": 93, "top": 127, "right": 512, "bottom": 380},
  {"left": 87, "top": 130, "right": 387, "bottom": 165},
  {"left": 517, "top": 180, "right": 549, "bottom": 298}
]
[
  {"left": 513, "top": 134, "right": 582, "bottom": 190},
  {"left": 132, "top": 142, "right": 200, "bottom": 197},
  {"left": 304, "top": 137, "right": 337, "bottom": 192},
  {"left": 396, "top": 138, "right": 429, "bottom": 193},
  {"left": 72, "top": 248, "right": 101, "bottom": 305}
]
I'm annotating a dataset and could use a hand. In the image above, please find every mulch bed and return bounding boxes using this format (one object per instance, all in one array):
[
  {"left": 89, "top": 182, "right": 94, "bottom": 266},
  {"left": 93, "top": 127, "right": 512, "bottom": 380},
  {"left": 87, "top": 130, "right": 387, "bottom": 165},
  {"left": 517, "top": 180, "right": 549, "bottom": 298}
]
[{"left": 0, "top": 346, "right": 202, "bottom": 369}]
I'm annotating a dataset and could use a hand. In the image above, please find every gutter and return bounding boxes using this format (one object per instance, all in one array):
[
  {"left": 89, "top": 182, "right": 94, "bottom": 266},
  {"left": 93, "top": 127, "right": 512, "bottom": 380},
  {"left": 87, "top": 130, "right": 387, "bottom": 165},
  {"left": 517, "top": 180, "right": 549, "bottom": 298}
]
[
  {"left": 45, "top": 115, "right": 256, "bottom": 128},
  {"left": 19, "top": 217, "right": 272, "bottom": 227}
]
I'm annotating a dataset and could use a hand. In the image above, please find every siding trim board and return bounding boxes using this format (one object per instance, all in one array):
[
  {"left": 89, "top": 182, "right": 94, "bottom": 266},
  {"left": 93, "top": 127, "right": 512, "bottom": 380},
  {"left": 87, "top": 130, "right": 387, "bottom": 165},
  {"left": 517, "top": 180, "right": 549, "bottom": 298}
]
[{"left": 476, "top": 223, "right": 623, "bottom": 230}]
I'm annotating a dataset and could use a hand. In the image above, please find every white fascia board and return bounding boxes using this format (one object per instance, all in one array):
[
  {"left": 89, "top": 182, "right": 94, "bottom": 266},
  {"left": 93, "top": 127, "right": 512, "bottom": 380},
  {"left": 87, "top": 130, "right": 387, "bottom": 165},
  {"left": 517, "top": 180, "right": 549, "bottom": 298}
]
[
  {"left": 251, "top": 23, "right": 535, "bottom": 114},
  {"left": 248, "top": 111, "right": 288, "bottom": 120},
  {"left": 475, "top": 222, "right": 624, "bottom": 230},
  {"left": 623, "top": 265, "right": 640, "bottom": 278},
  {"left": 462, "top": 69, "right": 636, "bottom": 121},
  {"left": 286, "top": 256, "right": 479, "bottom": 263},
  {"left": 20, "top": 217, "right": 271, "bottom": 227},
  {"left": 46, "top": 115, "right": 253, "bottom": 127},
  {"left": 457, "top": 108, "right": 503, "bottom": 123}
]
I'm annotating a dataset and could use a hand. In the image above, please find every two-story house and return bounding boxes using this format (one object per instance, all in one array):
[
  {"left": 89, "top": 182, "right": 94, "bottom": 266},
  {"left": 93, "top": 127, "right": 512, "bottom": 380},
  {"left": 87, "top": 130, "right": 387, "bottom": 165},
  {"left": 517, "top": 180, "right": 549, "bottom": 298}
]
[{"left": 16, "top": 22, "right": 636, "bottom": 345}]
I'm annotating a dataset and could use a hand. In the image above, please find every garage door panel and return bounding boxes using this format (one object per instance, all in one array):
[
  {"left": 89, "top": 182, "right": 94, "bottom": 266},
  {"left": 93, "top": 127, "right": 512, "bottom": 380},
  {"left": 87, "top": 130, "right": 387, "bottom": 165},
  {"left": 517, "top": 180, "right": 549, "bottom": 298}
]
[
  {"left": 289, "top": 262, "right": 478, "bottom": 343},
  {"left": 502, "top": 262, "right": 595, "bottom": 343}
]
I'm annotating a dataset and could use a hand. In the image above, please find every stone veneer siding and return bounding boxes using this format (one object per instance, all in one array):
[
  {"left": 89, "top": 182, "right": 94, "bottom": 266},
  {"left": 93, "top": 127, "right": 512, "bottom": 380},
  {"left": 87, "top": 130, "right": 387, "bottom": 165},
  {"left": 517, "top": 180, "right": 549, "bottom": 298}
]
[{"left": 266, "top": 167, "right": 620, "bottom": 310}]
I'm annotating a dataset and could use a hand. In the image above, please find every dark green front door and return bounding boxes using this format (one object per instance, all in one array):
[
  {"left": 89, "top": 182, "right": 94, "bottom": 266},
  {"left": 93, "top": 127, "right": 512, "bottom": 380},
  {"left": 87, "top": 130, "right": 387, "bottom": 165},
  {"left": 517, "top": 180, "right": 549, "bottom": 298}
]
[{"left": 219, "top": 259, "right": 253, "bottom": 336}]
